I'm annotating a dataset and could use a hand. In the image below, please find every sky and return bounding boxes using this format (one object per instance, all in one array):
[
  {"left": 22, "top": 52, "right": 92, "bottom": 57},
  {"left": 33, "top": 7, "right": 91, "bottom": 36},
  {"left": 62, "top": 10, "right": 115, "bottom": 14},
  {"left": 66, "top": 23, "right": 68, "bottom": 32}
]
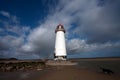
[{"left": 0, "top": 0, "right": 120, "bottom": 59}]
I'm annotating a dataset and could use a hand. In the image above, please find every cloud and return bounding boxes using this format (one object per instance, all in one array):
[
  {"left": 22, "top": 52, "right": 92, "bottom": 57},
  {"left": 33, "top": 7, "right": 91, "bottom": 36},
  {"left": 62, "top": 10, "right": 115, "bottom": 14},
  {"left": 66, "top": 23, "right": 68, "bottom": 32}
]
[
  {"left": 0, "top": 28, "right": 4, "bottom": 32},
  {"left": 67, "top": 38, "right": 120, "bottom": 53},
  {"left": 21, "top": 0, "right": 120, "bottom": 58},
  {"left": 0, "top": 11, "right": 19, "bottom": 24},
  {"left": 0, "top": 11, "right": 31, "bottom": 59},
  {"left": 20, "top": 23, "right": 56, "bottom": 58},
  {"left": 0, "top": 11, "right": 10, "bottom": 18},
  {"left": 0, "top": 10, "right": 31, "bottom": 36},
  {"left": 74, "top": 0, "right": 120, "bottom": 43},
  {"left": 0, "top": 0, "right": 120, "bottom": 59}
]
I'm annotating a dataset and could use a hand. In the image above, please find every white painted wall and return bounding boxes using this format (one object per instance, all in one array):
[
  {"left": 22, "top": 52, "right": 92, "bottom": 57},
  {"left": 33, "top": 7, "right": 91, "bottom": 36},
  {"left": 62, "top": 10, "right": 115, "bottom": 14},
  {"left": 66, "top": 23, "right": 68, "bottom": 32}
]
[{"left": 55, "top": 31, "right": 67, "bottom": 56}]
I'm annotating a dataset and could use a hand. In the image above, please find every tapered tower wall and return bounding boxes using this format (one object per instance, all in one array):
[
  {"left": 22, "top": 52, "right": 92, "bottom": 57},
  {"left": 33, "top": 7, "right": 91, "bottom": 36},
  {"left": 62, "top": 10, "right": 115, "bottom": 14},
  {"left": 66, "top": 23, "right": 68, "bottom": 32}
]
[{"left": 54, "top": 24, "right": 67, "bottom": 60}]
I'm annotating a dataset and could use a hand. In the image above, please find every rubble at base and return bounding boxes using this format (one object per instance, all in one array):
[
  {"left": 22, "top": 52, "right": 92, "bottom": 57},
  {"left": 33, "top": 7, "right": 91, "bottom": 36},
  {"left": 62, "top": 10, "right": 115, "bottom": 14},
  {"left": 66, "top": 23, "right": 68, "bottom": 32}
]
[
  {"left": 0, "top": 61, "right": 45, "bottom": 72},
  {"left": 46, "top": 60, "right": 78, "bottom": 66}
]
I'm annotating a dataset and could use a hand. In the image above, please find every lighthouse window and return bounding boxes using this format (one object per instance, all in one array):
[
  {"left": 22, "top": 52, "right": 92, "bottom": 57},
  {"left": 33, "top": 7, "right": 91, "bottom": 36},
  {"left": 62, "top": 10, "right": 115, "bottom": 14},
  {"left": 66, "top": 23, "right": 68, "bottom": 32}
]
[{"left": 59, "top": 26, "right": 61, "bottom": 29}]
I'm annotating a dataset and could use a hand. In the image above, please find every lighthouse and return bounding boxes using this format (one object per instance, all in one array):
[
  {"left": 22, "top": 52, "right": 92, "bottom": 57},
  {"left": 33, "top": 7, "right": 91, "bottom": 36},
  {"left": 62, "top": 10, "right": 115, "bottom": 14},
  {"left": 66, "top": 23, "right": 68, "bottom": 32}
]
[{"left": 54, "top": 24, "right": 67, "bottom": 60}]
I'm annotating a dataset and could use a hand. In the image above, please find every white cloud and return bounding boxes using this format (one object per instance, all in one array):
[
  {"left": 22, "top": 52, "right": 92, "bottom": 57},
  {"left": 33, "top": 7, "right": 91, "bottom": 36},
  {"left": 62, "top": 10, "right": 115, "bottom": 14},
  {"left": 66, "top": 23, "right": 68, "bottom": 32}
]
[
  {"left": 67, "top": 38, "right": 120, "bottom": 54},
  {"left": 0, "top": 10, "right": 31, "bottom": 36},
  {"left": 0, "top": 10, "right": 19, "bottom": 24},
  {"left": 0, "top": 11, "right": 10, "bottom": 18},
  {"left": 0, "top": 11, "right": 31, "bottom": 59}
]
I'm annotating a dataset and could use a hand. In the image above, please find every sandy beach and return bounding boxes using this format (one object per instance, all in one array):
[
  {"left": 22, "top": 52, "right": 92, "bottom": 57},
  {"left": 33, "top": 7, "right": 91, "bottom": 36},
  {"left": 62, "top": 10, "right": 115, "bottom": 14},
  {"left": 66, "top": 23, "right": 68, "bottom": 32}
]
[
  {"left": 34, "top": 66, "right": 120, "bottom": 80},
  {"left": 0, "top": 58, "right": 120, "bottom": 80}
]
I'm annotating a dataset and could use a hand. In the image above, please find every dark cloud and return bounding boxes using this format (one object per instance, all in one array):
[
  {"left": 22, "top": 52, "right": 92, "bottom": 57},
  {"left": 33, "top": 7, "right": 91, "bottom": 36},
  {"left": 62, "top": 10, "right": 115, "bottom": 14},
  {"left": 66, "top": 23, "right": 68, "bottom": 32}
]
[
  {"left": 75, "top": 0, "right": 120, "bottom": 44},
  {"left": 0, "top": 40, "right": 9, "bottom": 50}
]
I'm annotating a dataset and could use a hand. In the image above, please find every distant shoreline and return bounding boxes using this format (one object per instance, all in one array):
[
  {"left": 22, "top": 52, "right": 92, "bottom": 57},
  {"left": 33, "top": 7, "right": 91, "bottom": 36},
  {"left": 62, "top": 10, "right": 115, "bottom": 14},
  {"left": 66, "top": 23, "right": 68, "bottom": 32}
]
[
  {"left": 69, "top": 57, "right": 120, "bottom": 61},
  {"left": 0, "top": 57, "right": 120, "bottom": 62}
]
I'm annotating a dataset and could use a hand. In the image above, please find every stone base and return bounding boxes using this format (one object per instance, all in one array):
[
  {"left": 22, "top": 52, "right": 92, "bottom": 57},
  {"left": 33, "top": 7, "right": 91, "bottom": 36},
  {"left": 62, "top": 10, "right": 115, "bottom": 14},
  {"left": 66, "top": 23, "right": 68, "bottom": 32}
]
[
  {"left": 54, "top": 56, "right": 67, "bottom": 60},
  {"left": 46, "top": 60, "right": 78, "bottom": 66}
]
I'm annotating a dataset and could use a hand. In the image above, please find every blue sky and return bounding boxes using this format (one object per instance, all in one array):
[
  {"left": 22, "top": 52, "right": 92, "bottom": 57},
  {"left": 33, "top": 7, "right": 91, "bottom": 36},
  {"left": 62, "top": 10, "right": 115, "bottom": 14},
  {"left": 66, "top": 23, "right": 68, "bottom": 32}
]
[{"left": 0, "top": 0, "right": 120, "bottom": 59}]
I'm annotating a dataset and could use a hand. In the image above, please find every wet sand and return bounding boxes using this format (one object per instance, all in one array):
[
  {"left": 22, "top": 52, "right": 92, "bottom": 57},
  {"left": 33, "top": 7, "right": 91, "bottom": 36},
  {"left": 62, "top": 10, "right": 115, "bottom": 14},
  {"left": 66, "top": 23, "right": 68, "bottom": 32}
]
[
  {"left": 0, "top": 66, "right": 120, "bottom": 80},
  {"left": 35, "top": 66, "right": 120, "bottom": 80}
]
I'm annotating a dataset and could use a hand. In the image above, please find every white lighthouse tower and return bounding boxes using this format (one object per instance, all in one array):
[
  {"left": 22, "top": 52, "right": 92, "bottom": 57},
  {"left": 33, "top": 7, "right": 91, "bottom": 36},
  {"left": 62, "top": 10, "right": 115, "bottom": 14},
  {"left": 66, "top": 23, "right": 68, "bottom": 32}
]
[{"left": 54, "top": 24, "right": 67, "bottom": 60}]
